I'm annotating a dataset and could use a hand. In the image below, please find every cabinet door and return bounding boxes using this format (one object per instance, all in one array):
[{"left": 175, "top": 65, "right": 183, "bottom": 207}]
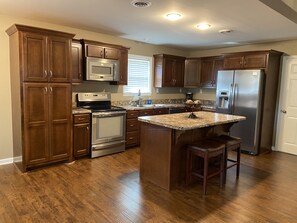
[
  {"left": 200, "top": 59, "right": 214, "bottom": 86},
  {"left": 244, "top": 54, "right": 267, "bottom": 68},
  {"left": 223, "top": 56, "right": 243, "bottom": 69},
  {"left": 174, "top": 59, "right": 185, "bottom": 87},
  {"left": 184, "top": 59, "right": 201, "bottom": 87},
  {"left": 49, "top": 83, "right": 72, "bottom": 161},
  {"left": 22, "top": 32, "right": 47, "bottom": 82},
  {"left": 48, "top": 36, "right": 71, "bottom": 82},
  {"left": 212, "top": 59, "right": 224, "bottom": 86},
  {"left": 73, "top": 123, "right": 90, "bottom": 157},
  {"left": 118, "top": 49, "right": 128, "bottom": 85},
  {"left": 104, "top": 47, "right": 120, "bottom": 60},
  {"left": 86, "top": 45, "right": 104, "bottom": 58},
  {"left": 23, "top": 83, "right": 50, "bottom": 165},
  {"left": 163, "top": 58, "right": 175, "bottom": 86},
  {"left": 71, "top": 41, "right": 83, "bottom": 83}
]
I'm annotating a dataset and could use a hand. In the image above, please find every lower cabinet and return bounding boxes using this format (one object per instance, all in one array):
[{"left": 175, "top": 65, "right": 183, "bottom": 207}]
[
  {"left": 73, "top": 113, "right": 91, "bottom": 158},
  {"left": 126, "top": 108, "right": 169, "bottom": 148},
  {"left": 23, "top": 83, "right": 72, "bottom": 169}
]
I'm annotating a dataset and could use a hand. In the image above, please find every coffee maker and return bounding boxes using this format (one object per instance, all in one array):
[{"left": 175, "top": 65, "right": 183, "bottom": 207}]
[{"left": 186, "top": 92, "right": 193, "bottom": 101}]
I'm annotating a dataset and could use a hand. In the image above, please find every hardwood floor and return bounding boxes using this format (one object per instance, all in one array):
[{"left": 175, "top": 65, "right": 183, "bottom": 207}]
[{"left": 0, "top": 148, "right": 297, "bottom": 222}]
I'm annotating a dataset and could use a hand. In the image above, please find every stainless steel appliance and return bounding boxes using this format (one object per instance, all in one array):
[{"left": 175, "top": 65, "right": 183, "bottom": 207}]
[
  {"left": 186, "top": 92, "right": 193, "bottom": 101},
  {"left": 77, "top": 92, "right": 126, "bottom": 158},
  {"left": 86, "top": 57, "right": 119, "bottom": 81},
  {"left": 216, "top": 70, "right": 264, "bottom": 154}
]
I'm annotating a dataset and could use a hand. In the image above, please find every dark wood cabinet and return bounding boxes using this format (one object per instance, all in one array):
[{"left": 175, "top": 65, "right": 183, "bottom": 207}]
[
  {"left": 154, "top": 54, "right": 186, "bottom": 87},
  {"left": 22, "top": 32, "right": 71, "bottom": 83},
  {"left": 184, "top": 58, "right": 201, "bottom": 88},
  {"left": 200, "top": 56, "right": 224, "bottom": 87},
  {"left": 223, "top": 52, "right": 268, "bottom": 69},
  {"left": 126, "top": 110, "right": 139, "bottom": 148},
  {"left": 117, "top": 49, "right": 128, "bottom": 85},
  {"left": 6, "top": 24, "right": 74, "bottom": 172},
  {"left": 73, "top": 113, "right": 90, "bottom": 158},
  {"left": 71, "top": 40, "right": 83, "bottom": 83},
  {"left": 86, "top": 44, "right": 119, "bottom": 60}
]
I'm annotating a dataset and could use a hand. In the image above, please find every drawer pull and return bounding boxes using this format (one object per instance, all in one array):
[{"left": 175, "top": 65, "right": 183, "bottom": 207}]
[
  {"left": 130, "top": 124, "right": 134, "bottom": 127},
  {"left": 129, "top": 137, "right": 134, "bottom": 140},
  {"left": 78, "top": 118, "right": 85, "bottom": 120}
]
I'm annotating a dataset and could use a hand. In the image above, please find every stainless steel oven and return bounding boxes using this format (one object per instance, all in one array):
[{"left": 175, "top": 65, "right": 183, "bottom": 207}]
[
  {"left": 92, "top": 111, "right": 126, "bottom": 158},
  {"left": 77, "top": 92, "right": 126, "bottom": 158}
]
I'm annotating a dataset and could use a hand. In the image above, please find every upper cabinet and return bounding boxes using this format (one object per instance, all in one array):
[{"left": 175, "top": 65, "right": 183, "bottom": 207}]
[
  {"left": 86, "top": 44, "right": 120, "bottom": 60},
  {"left": 81, "top": 39, "right": 129, "bottom": 85},
  {"left": 18, "top": 29, "right": 72, "bottom": 83},
  {"left": 184, "top": 58, "right": 201, "bottom": 88},
  {"left": 71, "top": 40, "right": 83, "bottom": 83},
  {"left": 223, "top": 51, "right": 268, "bottom": 69},
  {"left": 200, "top": 56, "right": 224, "bottom": 87},
  {"left": 154, "top": 54, "right": 186, "bottom": 87}
]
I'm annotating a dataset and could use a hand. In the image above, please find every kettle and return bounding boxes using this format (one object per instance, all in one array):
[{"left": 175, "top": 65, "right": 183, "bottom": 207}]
[{"left": 186, "top": 92, "right": 193, "bottom": 100}]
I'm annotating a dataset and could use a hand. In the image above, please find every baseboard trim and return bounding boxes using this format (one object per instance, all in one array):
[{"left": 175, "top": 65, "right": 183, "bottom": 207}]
[{"left": 0, "top": 157, "right": 13, "bottom": 165}]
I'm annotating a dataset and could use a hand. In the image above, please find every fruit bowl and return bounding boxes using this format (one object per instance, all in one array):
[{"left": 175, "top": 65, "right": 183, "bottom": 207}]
[{"left": 185, "top": 100, "right": 202, "bottom": 119}]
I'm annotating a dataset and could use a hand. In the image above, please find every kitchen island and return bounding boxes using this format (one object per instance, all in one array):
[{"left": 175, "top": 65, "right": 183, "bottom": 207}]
[{"left": 138, "top": 111, "right": 246, "bottom": 191}]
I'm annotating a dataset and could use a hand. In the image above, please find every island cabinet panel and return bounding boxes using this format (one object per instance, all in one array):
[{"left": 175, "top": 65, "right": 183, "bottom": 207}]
[
  {"left": 200, "top": 56, "right": 224, "bottom": 87},
  {"left": 184, "top": 58, "right": 201, "bottom": 88},
  {"left": 6, "top": 24, "right": 74, "bottom": 172},
  {"left": 223, "top": 52, "right": 268, "bottom": 69},
  {"left": 154, "top": 54, "right": 186, "bottom": 87},
  {"left": 71, "top": 40, "right": 83, "bottom": 83},
  {"left": 73, "top": 113, "right": 90, "bottom": 158}
]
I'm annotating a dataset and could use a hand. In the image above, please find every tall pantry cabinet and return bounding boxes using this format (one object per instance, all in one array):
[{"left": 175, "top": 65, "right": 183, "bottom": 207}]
[{"left": 6, "top": 24, "right": 75, "bottom": 172}]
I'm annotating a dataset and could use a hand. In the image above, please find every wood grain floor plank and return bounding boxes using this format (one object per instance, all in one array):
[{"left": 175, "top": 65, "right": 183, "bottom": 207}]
[{"left": 0, "top": 148, "right": 297, "bottom": 222}]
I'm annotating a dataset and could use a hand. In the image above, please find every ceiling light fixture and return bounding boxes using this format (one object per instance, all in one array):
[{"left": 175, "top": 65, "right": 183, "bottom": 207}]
[
  {"left": 165, "top": 12, "right": 182, "bottom": 21},
  {"left": 131, "top": 0, "right": 152, "bottom": 8},
  {"left": 219, "top": 29, "right": 233, "bottom": 34},
  {"left": 196, "top": 23, "right": 211, "bottom": 30}
]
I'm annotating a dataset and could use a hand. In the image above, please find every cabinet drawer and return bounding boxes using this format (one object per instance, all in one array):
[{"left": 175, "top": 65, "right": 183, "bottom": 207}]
[
  {"left": 154, "top": 108, "right": 169, "bottom": 115},
  {"left": 127, "top": 119, "right": 139, "bottom": 131},
  {"left": 139, "top": 109, "right": 154, "bottom": 116},
  {"left": 127, "top": 110, "right": 139, "bottom": 119},
  {"left": 74, "top": 114, "right": 90, "bottom": 124},
  {"left": 126, "top": 131, "right": 138, "bottom": 145}
]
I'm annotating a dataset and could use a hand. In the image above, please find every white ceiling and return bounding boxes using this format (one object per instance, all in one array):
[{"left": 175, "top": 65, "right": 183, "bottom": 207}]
[{"left": 1, "top": 0, "right": 297, "bottom": 50}]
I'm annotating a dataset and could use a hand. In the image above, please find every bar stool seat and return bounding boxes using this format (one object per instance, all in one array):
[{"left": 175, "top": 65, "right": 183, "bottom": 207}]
[
  {"left": 186, "top": 139, "right": 225, "bottom": 195},
  {"left": 212, "top": 135, "right": 241, "bottom": 182}
]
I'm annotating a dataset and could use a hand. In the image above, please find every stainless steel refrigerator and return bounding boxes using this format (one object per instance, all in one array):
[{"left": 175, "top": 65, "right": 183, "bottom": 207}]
[{"left": 216, "top": 70, "right": 264, "bottom": 154}]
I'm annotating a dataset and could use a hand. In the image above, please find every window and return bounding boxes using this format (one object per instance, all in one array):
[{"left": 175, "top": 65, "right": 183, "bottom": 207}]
[{"left": 123, "top": 54, "right": 152, "bottom": 96}]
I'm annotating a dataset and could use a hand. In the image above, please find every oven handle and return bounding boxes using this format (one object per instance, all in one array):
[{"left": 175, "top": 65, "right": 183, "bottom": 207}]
[
  {"left": 92, "top": 140, "right": 125, "bottom": 151},
  {"left": 92, "top": 111, "right": 126, "bottom": 118}
]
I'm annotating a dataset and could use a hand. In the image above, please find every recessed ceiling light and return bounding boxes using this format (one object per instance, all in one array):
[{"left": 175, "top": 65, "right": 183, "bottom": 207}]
[
  {"left": 165, "top": 12, "right": 182, "bottom": 21},
  {"left": 131, "top": 0, "right": 152, "bottom": 8},
  {"left": 196, "top": 23, "right": 211, "bottom": 30}
]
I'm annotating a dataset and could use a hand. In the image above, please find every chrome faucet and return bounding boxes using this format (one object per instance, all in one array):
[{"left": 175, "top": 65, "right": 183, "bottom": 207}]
[{"left": 136, "top": 89, "right": 143, "bottom": 107}]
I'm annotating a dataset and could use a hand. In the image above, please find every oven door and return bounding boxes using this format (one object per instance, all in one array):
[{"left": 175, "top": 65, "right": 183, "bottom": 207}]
[{"left": 92, "top": 111, "right": 126, "bottom": 145}]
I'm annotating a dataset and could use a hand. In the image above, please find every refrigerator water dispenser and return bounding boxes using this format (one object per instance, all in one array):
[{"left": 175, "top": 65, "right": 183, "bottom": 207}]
[{"left": 218, "top": 91, "right": 229, "bottom": 109}]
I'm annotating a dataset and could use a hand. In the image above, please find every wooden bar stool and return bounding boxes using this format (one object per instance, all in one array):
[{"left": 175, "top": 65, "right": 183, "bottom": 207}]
[
  {"left": 213, "top": 135, "right": 241, "bottom": 183},
  {"left": 186, "top": 139, "right": 225, "bottom": 195}
]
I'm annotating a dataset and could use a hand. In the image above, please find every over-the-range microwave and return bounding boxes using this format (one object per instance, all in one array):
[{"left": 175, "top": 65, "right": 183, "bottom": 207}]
[{"left": 86, "top": 57, "right": 119, "bottom": 81}]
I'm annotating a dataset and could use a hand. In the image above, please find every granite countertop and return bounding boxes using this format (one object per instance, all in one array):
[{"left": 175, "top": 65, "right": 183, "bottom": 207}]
[
  {"left": 121, "top": 103, "right": 185, "bottom": 110},
  {"left": 72, "top": 108, "right": 92, "bottom": 114},
  {"left": 138, "top": 111, "right": 246, "bottom": 130}
]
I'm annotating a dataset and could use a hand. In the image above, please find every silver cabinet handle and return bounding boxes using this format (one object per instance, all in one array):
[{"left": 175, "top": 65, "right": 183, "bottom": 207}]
[
  {"left": 86, "top": 126, "right": 89, "bottom": 131},
  {"left": 44, "top": 70, "right": 47, "bottom": 78},
  {"left": 49, "top": 70, "right": 53, "bottom": 78},
  {"left": 49, "top": 87, "right": 53, "bottom": 93},
  {"left": 281, "top": 109, "right": 287, "bottom": 114},
  {"left": 44, "top": 87, "right": 47, "bottom": 93}
]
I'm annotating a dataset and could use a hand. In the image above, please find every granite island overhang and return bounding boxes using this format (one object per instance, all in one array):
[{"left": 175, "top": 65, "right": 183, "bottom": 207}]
[{"left": 138, "top": 111, "right": 246, "bottom": 191}]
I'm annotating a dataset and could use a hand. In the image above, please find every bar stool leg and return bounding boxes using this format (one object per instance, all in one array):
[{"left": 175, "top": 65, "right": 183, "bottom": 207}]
[
  {"left": 236, "top": 147, "right": 241, "bottom": 178},
  {"left": 186, "top": 150, "right": 191, "bottom": 186},
  {"left": 220, "top": 152, "right": 225, "bottom": 187},
  {"left": 203, "top": 155, "right": 208, "bottom": 195},
  {"left": 223, "top": 148, "right": 228, "bottom": 184}
]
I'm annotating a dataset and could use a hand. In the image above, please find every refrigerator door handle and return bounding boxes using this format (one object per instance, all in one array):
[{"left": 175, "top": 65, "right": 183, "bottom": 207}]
[
  {"left": 232, "top": 83, "right": 238, "bottom": 113},
  {"left": 229, "top": 83, "right": 234, "bottom": 114}
]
